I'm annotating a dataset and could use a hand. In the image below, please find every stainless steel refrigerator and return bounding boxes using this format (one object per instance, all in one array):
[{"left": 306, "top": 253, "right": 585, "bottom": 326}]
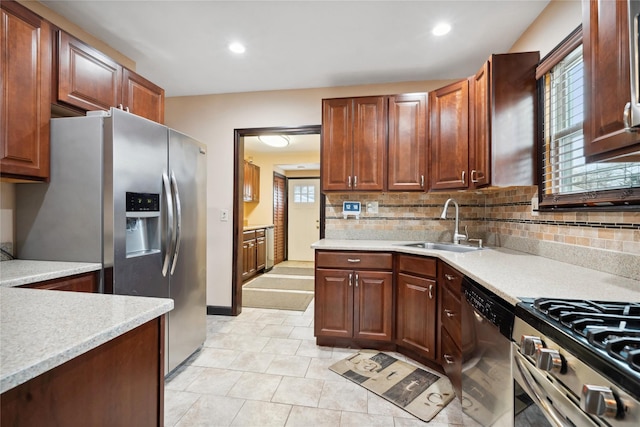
[{"left": 16, "top": 108, "right": 207, "bottom": 374}]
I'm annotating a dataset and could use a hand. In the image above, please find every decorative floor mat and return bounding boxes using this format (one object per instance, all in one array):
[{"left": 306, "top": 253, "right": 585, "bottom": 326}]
[{"left": 329, "top": 350, "right": 455, "bottom": 422}]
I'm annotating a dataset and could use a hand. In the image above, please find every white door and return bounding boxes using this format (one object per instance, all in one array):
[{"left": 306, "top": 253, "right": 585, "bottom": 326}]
[{"left": 287, "top": 178, "right": 320, "bottom": 261}]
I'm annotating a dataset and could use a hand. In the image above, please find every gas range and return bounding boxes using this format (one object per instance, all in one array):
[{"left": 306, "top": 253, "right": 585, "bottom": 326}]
[{"left": 513, "top": 298, "right": 640, "bottom": 426}]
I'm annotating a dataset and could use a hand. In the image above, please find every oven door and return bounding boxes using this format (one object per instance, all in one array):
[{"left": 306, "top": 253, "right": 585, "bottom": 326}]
[{"left": 512, "top": 343, "right": 599, "bottom": 427}]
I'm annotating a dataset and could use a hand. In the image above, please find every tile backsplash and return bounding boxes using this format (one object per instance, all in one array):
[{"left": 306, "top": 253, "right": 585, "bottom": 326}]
[{"left": 325, "top": 186, "right": 640, "bottom": 280}]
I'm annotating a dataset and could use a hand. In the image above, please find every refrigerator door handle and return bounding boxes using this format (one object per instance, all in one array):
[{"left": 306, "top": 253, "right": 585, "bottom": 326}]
[
  {"left": 162, "top": 172, "right": 174, "bottom": 277},
  {"left": 170, "top": 171, "right": 182, "bottom": 275}
]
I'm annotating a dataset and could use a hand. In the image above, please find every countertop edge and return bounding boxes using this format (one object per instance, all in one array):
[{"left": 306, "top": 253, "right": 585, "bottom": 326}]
[{"left": 0, "top": 260, "right": 102, "bottom": 288}]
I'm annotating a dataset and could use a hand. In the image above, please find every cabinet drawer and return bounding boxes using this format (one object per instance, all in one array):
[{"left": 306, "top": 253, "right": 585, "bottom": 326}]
[
  {"left": 398, "top": 255, "right": 436, "bottom": 278},
  {"left": 19, "top": 272, "right": 99, "bottom": 293},
  {"left": 441, "top": 328, "right": 462, "bottom": 399},
  {"left": 441, "top": 284, "right": 461, "bottom": 345},
  {"left": 316, "top": 251, "right": 393, "bottom": 270},
  {"left": 243, "top": 230, "right": 256, "bottom": 241},
  {"left": 440, "top": 263, "right": 463, "bottom": 295},
  {"left": 255, "top": 229, "right": 266, "bottom": 238}
]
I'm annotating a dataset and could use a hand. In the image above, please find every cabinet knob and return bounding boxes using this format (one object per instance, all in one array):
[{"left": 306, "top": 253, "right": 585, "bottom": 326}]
[
  {"left": 444, "top": 309, "right": 456, "bottom": 318},
  {"left": 580, "top": 385, "right": 619, "bottom": 418},
  {"left": 444, "top": 274, "right": 455, "bottom": 281}
]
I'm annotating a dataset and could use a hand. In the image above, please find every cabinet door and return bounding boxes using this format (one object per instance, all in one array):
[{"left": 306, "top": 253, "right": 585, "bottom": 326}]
[
  {"left": 256, "top": 236, "right": 266, "bottom": 270},
  {"left": 430, "top": 80, "right": 469, "bottom": 190},
  {"left": 469, "top": 63, "right": 490, "bottom": 188},
  {"left": 322, "top": 98, "right": 353, "bottom": 191},
  {"left": 57, "top": 31, "right": 122, "bottom": 111},
  {"left": 315, "top": 268, "right": 353, "bottom": 338},
  {"left": 353, "top": 270, "right": 393, "bottom": 341},
  {"left": 242, "top": 240, "right": 252, "bottom": 279},
  {"left": 0, "top": 2, "right": 51, "bottom": 180},
  {"left": 243, "top": 161, "right": 253, "bottom": 202},
  {"left": 396, "top": 273, "right": 436, "bottom": 358},
  {"left": 122, "top": 68, "right": 165, "bottom": 124},
  {"left": 251, "top": 163, "right": 260, "bottom": 202},
  {"left": 583, "top": 0, "right": 640, "bottom": 162},
  {"left": 352, "top": 96, "right": 386, "bottom": 191},
  {"left": 388, "top": 94, "right": 427, "bottom": 191},
  {"left": 441, "top": 328, "right": 462, "bottom": 400}
]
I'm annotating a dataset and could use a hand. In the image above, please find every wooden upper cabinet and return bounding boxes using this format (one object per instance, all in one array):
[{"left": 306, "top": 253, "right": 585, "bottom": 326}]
[
  {"left": 387, "top": 93, "right": 427, "bottom": 191},
  {"left": 430, "top": 80, "right": 469, "bottom": 190},
  {"left": 243, "top": 160, "right": 259, "bottom": 202},
  {"left": 57, "top": 30, "right": 122, "bottom": 112},
  {"left": 321, "top": 97, "right": 386, "bottom": 192},
  {"left": 0, "top": 1, "right": 51, "bottom": 181},
  {"left": 122, "top": 68, "right": 165, "bottom": 123},
  {"left": 583, "top": 0, "right": 640, "bottom": 162},
  {"left": 57, "top": 31, "right": 165, "bottom": 123},
  {"left": 472, "top": 52, "right": 539, "bottom": 187}
]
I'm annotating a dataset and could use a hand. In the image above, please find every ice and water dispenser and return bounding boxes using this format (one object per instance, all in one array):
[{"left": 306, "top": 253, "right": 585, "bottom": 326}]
[{"left": 125, "top": 192, "right": 161, "bottom": 257}]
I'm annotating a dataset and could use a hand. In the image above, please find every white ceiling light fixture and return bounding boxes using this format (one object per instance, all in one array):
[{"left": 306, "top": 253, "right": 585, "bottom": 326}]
[
  {"left": 258, "top": 135, "right": 290, "bottom": 148},
  {"left": 432, "top": 22, "right": 451, "bottom": 36},
  {"left": 228, "top": 42, "right": 246, "bottom": 54}
]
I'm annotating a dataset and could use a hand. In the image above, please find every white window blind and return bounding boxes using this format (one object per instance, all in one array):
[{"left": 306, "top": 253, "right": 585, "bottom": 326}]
[{"left": 541, "top": 45, "right": 640, "bottom": 198}]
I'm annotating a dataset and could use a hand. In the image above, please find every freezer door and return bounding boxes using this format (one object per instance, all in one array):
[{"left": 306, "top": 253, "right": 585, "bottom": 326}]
[
  {"left": 110, "top": 108, "right": 170, "bottom": 298},
  {"left": 167, "top": 129, "right": 207, "bottom": 372}
]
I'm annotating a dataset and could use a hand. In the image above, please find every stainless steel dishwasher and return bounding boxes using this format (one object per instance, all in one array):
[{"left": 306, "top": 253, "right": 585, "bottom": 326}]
[{"left": 461, "top": 277, "right": 516, "bottom": 426}]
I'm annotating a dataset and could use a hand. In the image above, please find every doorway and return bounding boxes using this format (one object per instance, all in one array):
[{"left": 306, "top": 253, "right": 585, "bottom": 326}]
[
  {"left": 232, "top": 125, "right": 321, "bottom": 315},
  {"left": 287, "top": 177, "right": 320, "bottom": 262}
]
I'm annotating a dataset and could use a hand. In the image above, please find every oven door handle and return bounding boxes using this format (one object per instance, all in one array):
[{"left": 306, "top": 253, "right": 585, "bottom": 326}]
[{"left": 513, "top": 351, "right": 571, "bottom": 427}]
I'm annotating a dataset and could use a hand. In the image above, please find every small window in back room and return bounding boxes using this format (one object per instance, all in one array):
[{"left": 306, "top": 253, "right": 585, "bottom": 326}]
[
  {"left": 539, "top": 29, "right": 640, "bottom": 208},
  {"left": 293, "top": 184, "right": 315, "bottom": 204}
]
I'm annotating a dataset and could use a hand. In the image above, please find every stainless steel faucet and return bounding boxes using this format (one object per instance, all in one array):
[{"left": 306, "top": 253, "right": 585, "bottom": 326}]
[{"left": 440, "top": 198, "right": 467, "bottom": 245}]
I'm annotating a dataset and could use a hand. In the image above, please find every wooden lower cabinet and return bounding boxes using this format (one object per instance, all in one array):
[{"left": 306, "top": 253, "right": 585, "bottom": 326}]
[
  {"left": 1, "top": 316, "right": 165, "bottom": 427},
  {"left": 242, "top": 228, "right": 266, "bottom": 281},
  {"left": 438, "top": 261, "right": 464, "bottom": 400},
  {"left": 315, "top": 251, "right": 393, "bottom": 343},
  {"left": 396, "top": 255, "right": 438, "bottom": 360},
  {"left": 19, "top": 271, "right": 99, "bottom": 293}
]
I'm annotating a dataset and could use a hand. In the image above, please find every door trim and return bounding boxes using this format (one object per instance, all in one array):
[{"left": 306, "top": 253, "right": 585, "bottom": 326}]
[{"left": 232, "top": 125, "right": 321, "bottom": 315}]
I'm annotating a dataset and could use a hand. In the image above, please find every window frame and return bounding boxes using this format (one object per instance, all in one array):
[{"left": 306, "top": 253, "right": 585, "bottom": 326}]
[{"left": 537, "top": 26, "right": 640, "bottom": 210}]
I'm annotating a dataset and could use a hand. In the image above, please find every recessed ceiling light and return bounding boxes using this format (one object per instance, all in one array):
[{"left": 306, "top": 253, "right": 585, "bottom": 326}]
[
  {"left": 432, "top": 23, "right": 451, "bottom": 36},
  {"left": 228, "top": 42, "right": 246, "bottom": 54}
]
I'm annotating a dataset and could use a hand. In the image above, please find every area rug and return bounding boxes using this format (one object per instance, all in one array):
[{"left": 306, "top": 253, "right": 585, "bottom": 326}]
[
  {"left": 242, "top": 275, "right": 314, "bottom": 311},
  {"left": 329, "top": 350, "right": 455, "bottom": 422}
]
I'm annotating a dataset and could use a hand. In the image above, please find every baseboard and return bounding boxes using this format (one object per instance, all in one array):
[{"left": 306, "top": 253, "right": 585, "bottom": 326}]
[{"left": 206, "top": 305, "right": 234, "bottom": 316}]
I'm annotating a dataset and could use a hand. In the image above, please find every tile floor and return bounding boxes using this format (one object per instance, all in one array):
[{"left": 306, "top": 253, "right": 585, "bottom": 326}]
[{"left": 164, "top": 300, "right": 471, "bottom": 426}]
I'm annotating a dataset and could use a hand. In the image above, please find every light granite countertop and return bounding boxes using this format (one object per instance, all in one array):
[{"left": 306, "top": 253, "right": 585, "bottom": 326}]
[
  {"left": 243, "top": 224, "right": 274, "bottom": 231},
  {"left": 0, "top": 260, "right": 102, "bottom": 288},
  {"left": 312, "top": 239, "right": 640, "bottom": 306},
  {"left": 0, "top": 287, "right": 173, "bottom": 394}
]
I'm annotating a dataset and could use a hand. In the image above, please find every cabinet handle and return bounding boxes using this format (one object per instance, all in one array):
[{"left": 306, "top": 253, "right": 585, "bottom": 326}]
[
  {"left": 118, "top": 104, "right": 124, "bottom": 110},
  {"left": 348, "top": 273, "right": 353, "bottom": 287},
  {"left": 125, "top": 106, "right": 130, "bottom": 113},
  {"left": 353, "top": 176, "right": 358, "bottom": 188},
  {"left": 347, "top": 258, "right": 361, "bottom": 263},
  {"left": 428, "top": 284, "right": 434, "bottom": 299},
  {"left": 443, "top": 354, "right": 455, "bottom": 364},
  {"left": 355, "top": 273, "right": 359, "bottom": 287},
  {"left": 348, "top": 176, "right": 352, "bottom": 188},
  {"left": 420, "top": 175, "right": 425, "bottom": 188},
  {"left": 471, "top": 170, "right": 478, "bottom": 183},
  {"left": 444, "top": 274, "right": 455, "bottom": 281},
  {"left": 445, "top": 309, "right": 456, "bottom": 318},
  {"left": 461, "top": 171, "right": 466, "bottom": 185}
]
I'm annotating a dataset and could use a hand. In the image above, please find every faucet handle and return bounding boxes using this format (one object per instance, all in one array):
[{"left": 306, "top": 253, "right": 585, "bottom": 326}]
[{"left": 463, "top": 225, "right": 469, "bottom": 240}]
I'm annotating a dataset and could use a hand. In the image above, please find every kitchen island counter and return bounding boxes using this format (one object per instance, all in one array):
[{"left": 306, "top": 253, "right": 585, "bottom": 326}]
[
  {"left": 0, "top": 260, "right": 102, "bottom": 288},
  {"left": 0, "top": 287, "right": 173, "bottom": 394},
  {"left": 312, "top": 239, "right": 639, "bottom": 305}
]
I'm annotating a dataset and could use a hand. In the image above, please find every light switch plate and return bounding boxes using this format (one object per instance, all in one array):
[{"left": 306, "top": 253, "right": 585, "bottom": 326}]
[
  {"left": 531, "top": 196, "right": 539, "bottom": 216},
  {"left": 220, "top": 209, "right": 229, "bottom": 221}
]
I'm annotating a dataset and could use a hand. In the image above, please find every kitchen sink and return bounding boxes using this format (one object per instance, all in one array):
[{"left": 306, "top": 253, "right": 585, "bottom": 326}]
[{"left": 398, "top": 242, "right": 483, "bottom": 253}]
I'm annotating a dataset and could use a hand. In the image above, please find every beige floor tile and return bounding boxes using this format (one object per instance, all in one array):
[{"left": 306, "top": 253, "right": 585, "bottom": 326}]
[
  {"left": 282, "top": 315, "right": 313, "bottom": 327},
  {"left": 318, "top": 380, "right": 368, "bottom": 413},
  {"left": 259, "top": 324, "right": 295, "bottom": 338},
  {"left": 165, "top": 365, "right": 207, "bottom": 391},
  {"left": 227, "top": 321, "right": 266, "bottom": 336},
  {"left": 227, "top": 351, "right": 275, "bottom": 373},
  {"left": 175, "top": 394, "right": 245, "bottom": 427},
  {"left": 285, "top": 406, "right": 342, "bottom": 427},
  {"left": 164, "top": 390, "right": 200, "bottom": 427},
  {"left": 296, "top": 339, "right": 333, "bottom": 358},
  {"left": 185, "top": 367, "right": 243, "bottom": 396},
  {"left": 189, "top": 347, "right": 239, "bottom": 369},
  {"left": 339, "top": 411, "right": 395, "bottom": 426},
  {"left": 227, "top": 372, "right": 283, "bottom": 401},
  {"left": 287, "top": 326, "right": 315, "bottom": 340},
  {"left": 393, "top": 417, "right": 438, "bottom": 426},
  {"left": 271, "top": 376, "right": 325, "bottom": 407},
  {"left": 230, "top": 400, "right": 292, "bottom": 427},
  {"left": 266, "top": 354, "right": 311, "bottom": 377},
  {"left": 206, "top": 332, "right": 270, "bottom": 352},
  {"left": 261, "top": 337, "right": 302, "bottom": 355},
  {"left": 256, "top": 312, "right": 288, "bottom": 325},
  {"left": 305, "top": 357, "right": 347, "bottom": 382}
]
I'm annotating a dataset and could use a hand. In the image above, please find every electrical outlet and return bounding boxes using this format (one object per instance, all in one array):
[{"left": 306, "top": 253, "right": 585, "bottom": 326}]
[
  {"left": 531, "top": 196, "right": 539, "bottom": 217},
  {"left": 220, "top": 209, "right": 229, "bottom": 221},
  {"left": 366, "top": 201, "right": 379, "bottom": 214}
]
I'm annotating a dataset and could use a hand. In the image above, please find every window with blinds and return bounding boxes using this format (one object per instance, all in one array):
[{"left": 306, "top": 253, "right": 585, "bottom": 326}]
[{"left": 540, "top": 41, "right": 640, "bottom": 208}]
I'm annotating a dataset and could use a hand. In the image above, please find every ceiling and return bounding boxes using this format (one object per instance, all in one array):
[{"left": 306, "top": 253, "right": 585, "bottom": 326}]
[
  {"left": 40, "top": 0, "right": 550, "bottom": 98},
  {"left": 245, "top": 135, "right": 320, "bottom": 170}
]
